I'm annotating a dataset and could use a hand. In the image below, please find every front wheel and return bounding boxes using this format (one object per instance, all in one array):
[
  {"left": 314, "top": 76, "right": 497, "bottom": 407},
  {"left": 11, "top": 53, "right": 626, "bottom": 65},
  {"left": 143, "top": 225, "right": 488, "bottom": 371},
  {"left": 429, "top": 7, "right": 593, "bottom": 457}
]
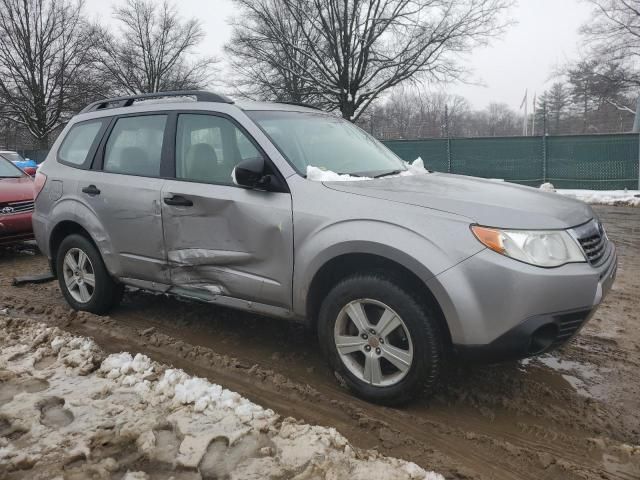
[
  {"left": 56, "top": 234, "right": 123, "bottom": 315},
  {"left": 318, "top": 274, "right": 443, "bottom": 405}
]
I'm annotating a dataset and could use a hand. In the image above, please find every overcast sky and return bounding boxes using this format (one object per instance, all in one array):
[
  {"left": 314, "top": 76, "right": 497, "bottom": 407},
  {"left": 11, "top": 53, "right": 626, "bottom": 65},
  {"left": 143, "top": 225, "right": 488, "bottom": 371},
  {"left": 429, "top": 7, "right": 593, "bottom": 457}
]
[{"left": 85, "top": 0, "right": 594, "bottom": 111}]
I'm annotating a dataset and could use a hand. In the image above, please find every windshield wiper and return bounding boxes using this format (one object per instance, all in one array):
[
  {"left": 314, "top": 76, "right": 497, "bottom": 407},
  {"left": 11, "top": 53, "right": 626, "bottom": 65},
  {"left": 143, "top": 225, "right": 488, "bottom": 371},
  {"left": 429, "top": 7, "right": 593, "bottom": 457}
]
[{"left": 373, "top": 170, "right": 403, "bottom": 178}]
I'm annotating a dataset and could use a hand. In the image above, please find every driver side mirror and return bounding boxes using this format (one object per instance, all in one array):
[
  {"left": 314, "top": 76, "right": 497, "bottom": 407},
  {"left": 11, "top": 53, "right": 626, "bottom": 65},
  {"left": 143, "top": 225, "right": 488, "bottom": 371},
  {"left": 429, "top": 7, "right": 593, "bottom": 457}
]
[
  {"left": 233, "top": 156, "right": 274, "bottom": 190},
  {"left": 23, "top": 166, "right": 37, "bottom": 177}
]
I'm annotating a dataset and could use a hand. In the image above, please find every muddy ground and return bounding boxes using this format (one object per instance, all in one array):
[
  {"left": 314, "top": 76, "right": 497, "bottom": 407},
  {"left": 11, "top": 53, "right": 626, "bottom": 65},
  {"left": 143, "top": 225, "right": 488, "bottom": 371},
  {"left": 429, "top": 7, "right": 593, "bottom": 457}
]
[{"left": 0, "top": 205, "right": 638, "bottom": 480}]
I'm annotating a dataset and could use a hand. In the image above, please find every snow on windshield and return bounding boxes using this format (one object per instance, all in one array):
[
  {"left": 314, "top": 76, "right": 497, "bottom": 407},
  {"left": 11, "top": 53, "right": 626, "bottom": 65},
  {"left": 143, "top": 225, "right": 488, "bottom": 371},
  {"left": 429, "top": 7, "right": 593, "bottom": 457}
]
[{"left": 307, "top": 157, "right": 429, "bottom": 182}]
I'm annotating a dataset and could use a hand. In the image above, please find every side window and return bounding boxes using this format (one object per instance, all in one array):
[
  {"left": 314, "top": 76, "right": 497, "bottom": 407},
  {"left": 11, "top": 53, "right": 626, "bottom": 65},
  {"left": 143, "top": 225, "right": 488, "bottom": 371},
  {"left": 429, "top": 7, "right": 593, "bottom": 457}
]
[
  {"left": 176, "top": 114, "right": 262, "bottom": 185},
  {"left": 58, "top": 119, "right": 105, "bottom": 166},
  {"left": 104, "top": 115, "right": 167, "bottom": 177}
]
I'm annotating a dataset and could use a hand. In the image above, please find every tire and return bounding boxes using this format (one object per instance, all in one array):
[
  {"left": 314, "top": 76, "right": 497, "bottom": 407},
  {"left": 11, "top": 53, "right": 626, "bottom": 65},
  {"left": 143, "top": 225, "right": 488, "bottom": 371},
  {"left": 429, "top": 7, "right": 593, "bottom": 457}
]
[
  {"left": 55, "top": 234, "right": 122, "bottom": 315},
  {"left": 318, "top": 273, "right": 443, "bottom": 405}
]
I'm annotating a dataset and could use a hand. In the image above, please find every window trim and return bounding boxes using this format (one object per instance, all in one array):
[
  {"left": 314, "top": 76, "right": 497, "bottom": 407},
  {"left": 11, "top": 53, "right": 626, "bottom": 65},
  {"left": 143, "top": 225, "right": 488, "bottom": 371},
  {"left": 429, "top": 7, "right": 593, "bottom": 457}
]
[
  {"left": 169, "top": 110, "right": 289, "bottom": 192},
  {"left": 92, "top": 111, "right": 174, "bottom": 179},
  {"left": 57, "top": 118, "right": 110, "bottom": 170}
]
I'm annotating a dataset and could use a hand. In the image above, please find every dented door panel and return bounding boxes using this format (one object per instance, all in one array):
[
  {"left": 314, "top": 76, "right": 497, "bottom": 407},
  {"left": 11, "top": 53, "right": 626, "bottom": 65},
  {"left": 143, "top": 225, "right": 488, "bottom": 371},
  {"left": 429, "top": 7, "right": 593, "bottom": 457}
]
[{"left": 161, "top": 180, "right": 294, "bottom": 308}]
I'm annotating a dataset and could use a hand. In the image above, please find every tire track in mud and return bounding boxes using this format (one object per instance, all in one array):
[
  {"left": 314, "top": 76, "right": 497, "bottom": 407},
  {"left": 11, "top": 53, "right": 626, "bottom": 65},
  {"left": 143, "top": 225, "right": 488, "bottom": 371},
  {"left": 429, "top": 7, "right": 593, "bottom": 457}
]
[{"left": 1, "top": 205, "right": 639, "bottom": 479}]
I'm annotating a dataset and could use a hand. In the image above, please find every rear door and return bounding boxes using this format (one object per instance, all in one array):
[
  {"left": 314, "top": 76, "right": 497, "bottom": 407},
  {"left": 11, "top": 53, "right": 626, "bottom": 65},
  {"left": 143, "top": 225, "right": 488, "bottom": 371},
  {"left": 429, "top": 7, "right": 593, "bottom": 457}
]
[
  {"left": 161, "top": 112, "right": 294, "bottom": 308},
  {"left": 79, "top": 113, "right": 169, "bottom": 283}
]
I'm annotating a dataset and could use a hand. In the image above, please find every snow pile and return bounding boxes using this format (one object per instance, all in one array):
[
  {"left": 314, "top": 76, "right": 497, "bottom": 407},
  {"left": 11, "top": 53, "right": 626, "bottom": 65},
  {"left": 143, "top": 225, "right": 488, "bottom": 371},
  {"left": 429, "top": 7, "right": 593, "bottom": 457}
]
[
  {"left": 0, "top": 317, "right": 443, "bottom": 480},
  {"left": 539, "top": 183, "right": 640, "bottom": 206},
  {"left": 306, "top": 157, "right": 429, "bottom": 182}
]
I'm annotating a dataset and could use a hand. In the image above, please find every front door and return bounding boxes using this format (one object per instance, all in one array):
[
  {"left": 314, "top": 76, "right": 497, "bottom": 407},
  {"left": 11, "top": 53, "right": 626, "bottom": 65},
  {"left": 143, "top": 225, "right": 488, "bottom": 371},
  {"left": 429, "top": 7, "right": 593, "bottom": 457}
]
[{"left": 161, "top": 113, "right": 293, "bottom": 308}]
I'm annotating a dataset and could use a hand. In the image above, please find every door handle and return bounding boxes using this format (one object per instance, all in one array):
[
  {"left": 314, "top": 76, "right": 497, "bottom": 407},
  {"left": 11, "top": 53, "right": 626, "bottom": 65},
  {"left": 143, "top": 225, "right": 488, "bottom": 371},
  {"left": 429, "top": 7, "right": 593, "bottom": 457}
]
[
  {"left": 164, "top": 195, "right": 193, "bottom": 207},
  {"left": 81, "top": 185, "right": 100, "bottom": 196}
]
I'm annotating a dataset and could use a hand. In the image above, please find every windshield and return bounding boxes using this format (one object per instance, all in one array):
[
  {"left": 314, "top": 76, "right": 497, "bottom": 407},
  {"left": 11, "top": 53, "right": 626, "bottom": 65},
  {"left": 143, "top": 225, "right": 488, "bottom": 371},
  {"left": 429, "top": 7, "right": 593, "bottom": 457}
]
[
  {"left": 247, "top": 111, "right": 405, "bottom": 177},
  {"left": 0, "top": 152, "right": 25, "bottom": 163},
  {"left": 0, "top": 156, "right": 24, "bottom": 178}
]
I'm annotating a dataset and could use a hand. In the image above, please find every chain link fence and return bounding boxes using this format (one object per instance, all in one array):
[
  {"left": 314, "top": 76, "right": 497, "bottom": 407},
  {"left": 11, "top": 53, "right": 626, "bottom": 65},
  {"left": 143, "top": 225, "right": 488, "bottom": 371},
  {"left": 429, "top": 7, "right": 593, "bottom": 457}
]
[
  {"left": 11, "top": 135, "right": 640, "bottom": 191},
  {"left": 383, "top": 134, "right": 640, "bottom": 190}
]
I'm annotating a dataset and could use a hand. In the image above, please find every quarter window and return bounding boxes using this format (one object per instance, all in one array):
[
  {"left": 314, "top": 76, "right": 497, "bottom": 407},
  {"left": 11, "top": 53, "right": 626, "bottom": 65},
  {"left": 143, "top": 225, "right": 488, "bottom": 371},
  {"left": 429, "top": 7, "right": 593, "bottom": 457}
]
[
  {"left": 58, "top": 120, "right": 105, "bottom": 166},
  {"left": 104, "top": 115, "right": 167, "bottom": 177},
  {"left": 176, "top": 114, "right": 262, "bottom": 185}
]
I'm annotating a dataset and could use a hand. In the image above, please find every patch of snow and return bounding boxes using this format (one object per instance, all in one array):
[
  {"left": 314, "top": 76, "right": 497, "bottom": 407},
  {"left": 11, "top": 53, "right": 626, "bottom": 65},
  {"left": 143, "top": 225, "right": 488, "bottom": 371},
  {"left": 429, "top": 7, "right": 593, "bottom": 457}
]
[
  {"left": 306, "top": 165, "right": 371, "bottom": 181},
  {"left": 539, "top": 183, "right": 640, "bottom": 206},
  {"left": 0, "top": 317, "right": 444, "bottom": 480},
  {"left": 306, "top": 157, "right": 429, "bottom": 182},
  {"left": 401, "top": 156, "right": 430, "bottom": 176}
]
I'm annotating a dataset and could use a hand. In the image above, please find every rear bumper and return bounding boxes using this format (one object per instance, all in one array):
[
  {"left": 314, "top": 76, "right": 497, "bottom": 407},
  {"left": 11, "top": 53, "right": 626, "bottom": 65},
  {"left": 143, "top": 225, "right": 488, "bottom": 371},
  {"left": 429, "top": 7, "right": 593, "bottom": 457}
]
[
  {"left": 0, "top": 212, "right": 34, "bottom": 245},
  {"left": 428, "top": 241, "right": 617, "bottom": 362}
]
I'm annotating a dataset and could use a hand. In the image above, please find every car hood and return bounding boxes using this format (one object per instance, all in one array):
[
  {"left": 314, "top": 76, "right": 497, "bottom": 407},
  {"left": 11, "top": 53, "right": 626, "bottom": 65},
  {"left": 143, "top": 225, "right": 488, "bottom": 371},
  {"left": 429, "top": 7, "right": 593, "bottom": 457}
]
[
  {"left": 323, "top": 173, "right": 593, "bottom": 229},
  {"left": 0, "top": 176, "right": 34, "bottom": 203}
]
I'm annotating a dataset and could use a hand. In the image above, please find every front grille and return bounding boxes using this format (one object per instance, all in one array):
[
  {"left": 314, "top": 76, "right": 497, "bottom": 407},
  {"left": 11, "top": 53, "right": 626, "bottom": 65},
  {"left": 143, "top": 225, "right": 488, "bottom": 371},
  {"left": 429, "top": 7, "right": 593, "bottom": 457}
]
[
  {"left": 0, "top": 200, "right": 34, "bottom": 216},
  {"left": 573, "top": 220, "right": 609, "bottom": 266}
]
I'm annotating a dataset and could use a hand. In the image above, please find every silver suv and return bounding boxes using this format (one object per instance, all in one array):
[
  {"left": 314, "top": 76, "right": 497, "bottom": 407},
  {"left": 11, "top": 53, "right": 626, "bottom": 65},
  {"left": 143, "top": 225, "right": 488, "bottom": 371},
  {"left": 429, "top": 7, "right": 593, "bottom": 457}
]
[{"left": 33, "top": 91, "right": 617, "bottom": 404}]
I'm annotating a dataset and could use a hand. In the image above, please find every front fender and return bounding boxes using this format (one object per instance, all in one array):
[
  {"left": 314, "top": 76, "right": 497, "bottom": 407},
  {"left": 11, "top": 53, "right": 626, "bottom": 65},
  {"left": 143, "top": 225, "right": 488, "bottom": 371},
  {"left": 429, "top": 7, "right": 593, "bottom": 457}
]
[{"left": 292, "top": 218, "right": 476, "bottom": 316}]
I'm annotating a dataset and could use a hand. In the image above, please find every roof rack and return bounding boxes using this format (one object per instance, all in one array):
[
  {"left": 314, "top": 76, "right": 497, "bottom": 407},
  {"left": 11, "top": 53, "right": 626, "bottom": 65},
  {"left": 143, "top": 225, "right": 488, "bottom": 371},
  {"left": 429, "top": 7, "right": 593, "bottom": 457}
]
[
  {"left": 80, "top": 90, "right": 234, "bottom": 113},
  {"left": 276, "top": 101, "right": 322, "bottom": 111}
]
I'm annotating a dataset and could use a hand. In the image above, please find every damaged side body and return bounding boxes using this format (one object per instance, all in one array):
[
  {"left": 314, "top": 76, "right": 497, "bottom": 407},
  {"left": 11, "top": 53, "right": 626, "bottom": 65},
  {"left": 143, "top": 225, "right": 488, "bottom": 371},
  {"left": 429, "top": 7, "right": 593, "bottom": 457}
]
[{"left": 160, "top": 180, "right": 294, "bottom": 311}]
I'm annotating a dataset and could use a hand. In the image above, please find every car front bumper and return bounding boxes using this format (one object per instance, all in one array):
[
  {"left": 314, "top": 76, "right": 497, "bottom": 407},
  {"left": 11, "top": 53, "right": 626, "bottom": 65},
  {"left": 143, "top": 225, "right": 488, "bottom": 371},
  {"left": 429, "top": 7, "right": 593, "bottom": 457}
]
[{"left": 427, "top": 240, "right": 617, "bottom": 362}]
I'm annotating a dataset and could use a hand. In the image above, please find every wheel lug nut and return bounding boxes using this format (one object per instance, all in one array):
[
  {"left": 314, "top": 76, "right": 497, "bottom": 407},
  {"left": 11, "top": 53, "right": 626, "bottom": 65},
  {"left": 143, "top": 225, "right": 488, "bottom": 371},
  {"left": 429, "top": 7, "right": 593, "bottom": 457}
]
[
  {"left": 379, "top": 338, "right": 384, "bottom": 344},
  {"left": 364, "top": 345, "right": 371, "bottom": 352},
  {"left": 375, "top": 348, "right": 381, "bottom": 354},
  {"left": 369, "top": 329, "right": 376, "bottom": 335},
  {"left": 361, "top": 333, "right": 368, "bottom": 340}
]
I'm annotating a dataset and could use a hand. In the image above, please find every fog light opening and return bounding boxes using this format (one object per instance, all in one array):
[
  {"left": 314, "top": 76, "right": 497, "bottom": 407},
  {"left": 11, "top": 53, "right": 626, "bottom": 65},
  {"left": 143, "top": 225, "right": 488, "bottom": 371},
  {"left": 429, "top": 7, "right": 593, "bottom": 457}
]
[{"left": 528, "top": 324, "right": 558, "bottom": 355}]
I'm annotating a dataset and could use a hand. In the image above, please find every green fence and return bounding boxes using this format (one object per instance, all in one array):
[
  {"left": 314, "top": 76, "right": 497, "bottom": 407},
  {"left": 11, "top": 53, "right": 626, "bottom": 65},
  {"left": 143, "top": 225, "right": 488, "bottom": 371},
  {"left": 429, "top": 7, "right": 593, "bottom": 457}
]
[{"left": 383, "top": 134, "right": 640, "bottom": 190}]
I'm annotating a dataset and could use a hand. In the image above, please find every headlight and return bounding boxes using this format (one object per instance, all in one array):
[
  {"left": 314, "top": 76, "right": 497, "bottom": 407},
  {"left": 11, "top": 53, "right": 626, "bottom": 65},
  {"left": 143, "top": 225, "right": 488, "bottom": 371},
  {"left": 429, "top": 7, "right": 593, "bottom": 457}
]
[{"left": 471, "top": 225, "right": 586, "bottom": 267}]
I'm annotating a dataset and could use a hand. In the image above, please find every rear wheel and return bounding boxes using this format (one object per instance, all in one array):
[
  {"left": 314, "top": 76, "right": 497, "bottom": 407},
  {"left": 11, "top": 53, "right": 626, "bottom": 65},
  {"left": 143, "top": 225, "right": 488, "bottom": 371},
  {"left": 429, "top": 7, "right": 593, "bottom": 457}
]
[
  {"left": 56, "top": 234, "right": 122, "bottom": 314},
  {"left": 318, "top": 274, "right": 443, "bottom": 405}
]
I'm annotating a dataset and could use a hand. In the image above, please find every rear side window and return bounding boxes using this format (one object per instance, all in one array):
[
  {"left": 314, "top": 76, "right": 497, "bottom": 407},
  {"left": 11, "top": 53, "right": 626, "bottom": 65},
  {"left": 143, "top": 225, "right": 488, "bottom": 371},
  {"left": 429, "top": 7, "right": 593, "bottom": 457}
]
[
  {"left": 104, "top": 115, "right": 167, "bottom": 177},
  {"left": 58, "top": 120, "right": 105, "bottom": 166}
]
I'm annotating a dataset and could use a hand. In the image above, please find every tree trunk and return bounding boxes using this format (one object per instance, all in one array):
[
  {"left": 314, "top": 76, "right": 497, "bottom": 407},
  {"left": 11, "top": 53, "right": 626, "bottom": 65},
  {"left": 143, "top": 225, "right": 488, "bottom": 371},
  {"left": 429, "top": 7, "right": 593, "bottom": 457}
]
[
  {"left": 340, "top": 101, "right": 356, "bottom": 122},
  {"left": 37, "top": 134, "right": 49, "bottom": 150}
]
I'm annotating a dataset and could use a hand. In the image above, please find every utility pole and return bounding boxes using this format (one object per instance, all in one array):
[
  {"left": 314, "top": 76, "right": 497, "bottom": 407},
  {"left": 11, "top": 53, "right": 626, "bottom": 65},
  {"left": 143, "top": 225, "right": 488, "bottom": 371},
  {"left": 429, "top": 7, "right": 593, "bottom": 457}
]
[
  {"left": 542, "top": 101, "right": 548, "bottom": 184},
  {"left": 520, "top": 89, "right": 528, "bottom": 136},
  {"left": 531, "top": 92, "right": 536, "bottom": 136},
  {"left": 633, "top": 94, "right": 640, "bottom": 133}
]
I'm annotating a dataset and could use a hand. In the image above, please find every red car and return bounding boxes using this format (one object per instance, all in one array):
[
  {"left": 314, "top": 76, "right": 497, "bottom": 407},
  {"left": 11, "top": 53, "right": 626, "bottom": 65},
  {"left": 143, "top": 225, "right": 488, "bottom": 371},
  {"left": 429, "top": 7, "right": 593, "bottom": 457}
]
[{"left": 0, "top": 155, "right": 35, "bottom": 246}]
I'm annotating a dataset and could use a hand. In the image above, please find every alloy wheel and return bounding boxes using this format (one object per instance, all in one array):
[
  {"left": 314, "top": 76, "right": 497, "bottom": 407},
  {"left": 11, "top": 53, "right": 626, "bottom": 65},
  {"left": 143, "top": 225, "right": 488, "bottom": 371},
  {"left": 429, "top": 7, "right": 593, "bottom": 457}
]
[
  {"left": 62, "top": 247, "right": 95, "bottom": 303},
  {"left": 334, "top": 299, "right": 414, "bottom": 387}
]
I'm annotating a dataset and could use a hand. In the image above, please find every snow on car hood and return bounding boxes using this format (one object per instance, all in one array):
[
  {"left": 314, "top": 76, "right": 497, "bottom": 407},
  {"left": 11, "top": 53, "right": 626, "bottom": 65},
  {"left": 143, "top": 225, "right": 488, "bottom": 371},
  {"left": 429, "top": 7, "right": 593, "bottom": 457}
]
[
  {"left": 306, "top": 157, "right": 429, "bottom": 181},
  {"left": 322, "top": 171, "right": 594, "bottom": 230}
]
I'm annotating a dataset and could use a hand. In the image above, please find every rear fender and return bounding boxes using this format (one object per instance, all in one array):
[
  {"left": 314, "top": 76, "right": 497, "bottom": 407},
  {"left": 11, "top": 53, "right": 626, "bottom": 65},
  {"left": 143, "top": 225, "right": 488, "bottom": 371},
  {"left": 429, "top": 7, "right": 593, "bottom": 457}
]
[{"left": 48, "top": 198, "right": 122, "bottom": 276}]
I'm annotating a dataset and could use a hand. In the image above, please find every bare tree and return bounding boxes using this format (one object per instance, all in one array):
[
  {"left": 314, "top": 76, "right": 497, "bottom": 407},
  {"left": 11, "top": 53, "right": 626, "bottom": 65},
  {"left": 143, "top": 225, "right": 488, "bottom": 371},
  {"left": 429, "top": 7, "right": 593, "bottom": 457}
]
[
  {"left": 363, "top": 87, "right": 469, "bottom": 139},
  {"left": 582, "top": 0, "right": 640, "bottom": 88},
  {"left": 226, "top": 0, "right": 326, "bottom": 105},
  {"left": 228, "top": 0, "right": 512, "bottom": 121},
  {"left": 0, "top": 0, "right": 95, "bottom": 148},
  {"left": 94, "top": 0, "right": 216, "bottom": 95}
]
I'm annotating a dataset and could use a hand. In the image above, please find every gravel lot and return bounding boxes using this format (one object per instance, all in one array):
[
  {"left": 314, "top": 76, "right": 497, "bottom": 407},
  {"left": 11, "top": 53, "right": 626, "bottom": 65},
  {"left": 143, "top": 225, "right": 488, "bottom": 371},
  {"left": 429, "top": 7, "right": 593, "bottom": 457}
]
[{"left": 0, "top": 205, "right": 638, "bottom": 480}]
